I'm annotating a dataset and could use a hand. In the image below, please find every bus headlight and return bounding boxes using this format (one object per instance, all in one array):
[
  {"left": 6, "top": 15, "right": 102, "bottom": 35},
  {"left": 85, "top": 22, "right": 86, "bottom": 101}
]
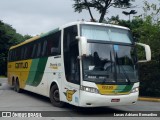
[
  {"left": 80, "top": 86, "right": 99, "bottom": 94},
  {"left": 131, "top": 87, "right": 139, "bottom": 93}
]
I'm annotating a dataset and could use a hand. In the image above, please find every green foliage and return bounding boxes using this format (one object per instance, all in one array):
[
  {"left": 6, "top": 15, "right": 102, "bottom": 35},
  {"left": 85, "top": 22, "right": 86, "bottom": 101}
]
[
  {"left": 23, "top": 35, "right": 32, "bottom": 40},
  {"left": 0, "top": 20, "right": 29, "bottom": 76},
  {"left": 0, "top": 76, "right": 6, "bottom": 78},
  {"left": 73, "top": 0, "right": 136, "bottom": 22},
  {"left": 139, "top": 62, "right": 160, "bottom": 97},
  {"left": 136, "top": 1, "right": 160, "bottom": 97}
]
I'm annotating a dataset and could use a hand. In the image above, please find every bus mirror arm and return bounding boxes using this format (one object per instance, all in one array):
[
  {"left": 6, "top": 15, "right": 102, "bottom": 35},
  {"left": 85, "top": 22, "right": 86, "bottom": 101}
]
[
  {"left": 136, "top": 42, "right": 151, "bottom": 63},
  {"left": 76, "top": 36, "right": 89, "bottom": 57}
]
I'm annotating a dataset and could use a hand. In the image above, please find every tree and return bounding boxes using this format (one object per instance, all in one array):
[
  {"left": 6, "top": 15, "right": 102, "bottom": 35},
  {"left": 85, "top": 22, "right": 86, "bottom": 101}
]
[
  {"left": 73, "top": 0, "right": 136, "bottom": 22},
  {"left": 0, "top": 20, "right": 26, "bottom": 75},
  {"left": 132, "top": 0, "right": 160, "bottom": 97},
  {"left": 105, "top": 15, "right": 120, "bottom": 24},
  {"left": 122, "top": 10, "right": 137, "bottom": 21},
  {"left": 23, "top": 34, "right": 32, "bottom": 40}
]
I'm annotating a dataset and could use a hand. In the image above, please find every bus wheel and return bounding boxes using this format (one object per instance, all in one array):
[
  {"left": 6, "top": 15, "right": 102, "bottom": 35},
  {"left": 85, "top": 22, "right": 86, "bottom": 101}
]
[
  {"left": 14, "top": 79, "right": 22, "bottom": 93},
  {"left": 13, "top": 80, "right": 16, "bottom": 91},
  {"left": 50, "top": 85, "right": 65, "bottom": 107}
]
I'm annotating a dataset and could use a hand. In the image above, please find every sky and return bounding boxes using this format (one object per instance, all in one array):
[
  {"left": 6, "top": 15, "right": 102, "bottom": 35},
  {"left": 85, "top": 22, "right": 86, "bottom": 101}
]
[{"left": 0, "top": 0, "right": 156, "bottom": 36}]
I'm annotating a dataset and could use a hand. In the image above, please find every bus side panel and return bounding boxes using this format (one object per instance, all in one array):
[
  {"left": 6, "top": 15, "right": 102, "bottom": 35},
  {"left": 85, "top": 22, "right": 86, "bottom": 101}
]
[
  {"left": 7, "top": 60, "right": 32, "bottom": 88},
  {"left": 23, "top": 56, "right": 62, "bottom": 97},
  {"left": 23, "top": 57, "right": 48, "bottom": 96},
  {"left": 44, "top": 56, "right": 63, "bottom": 97}
]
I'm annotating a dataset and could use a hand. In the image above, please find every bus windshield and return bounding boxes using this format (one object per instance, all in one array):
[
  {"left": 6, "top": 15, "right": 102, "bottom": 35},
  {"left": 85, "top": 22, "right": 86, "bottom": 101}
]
[
  {"left": 81, "top": 24, "right": 133, "bottom": 44},
  {"left": 81, "top": 42, "right": 138, "bottom": 84}
]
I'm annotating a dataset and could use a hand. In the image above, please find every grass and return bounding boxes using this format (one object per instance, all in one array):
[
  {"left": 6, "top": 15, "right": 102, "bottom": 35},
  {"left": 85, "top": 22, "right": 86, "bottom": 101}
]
[{"left": 0, "top": 76, "right": 7, "bottom": 78}]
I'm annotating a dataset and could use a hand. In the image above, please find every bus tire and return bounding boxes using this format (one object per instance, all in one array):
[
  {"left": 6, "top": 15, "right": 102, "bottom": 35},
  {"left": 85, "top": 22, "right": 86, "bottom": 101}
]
[
  {"left": 14, "top": 79, "right": 22, "bottom": 93},
  {"left": 50, "top": 85, "right": 65, "bottom": 107},
  {"left": 13, "top": 80, "right": 16, "bottom": 91}
]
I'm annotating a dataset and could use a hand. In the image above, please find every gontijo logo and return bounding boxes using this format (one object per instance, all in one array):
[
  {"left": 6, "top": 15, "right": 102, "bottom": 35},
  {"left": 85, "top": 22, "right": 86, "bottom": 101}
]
[{"left": 15, "top": 62, "right": 28, "bottom": 69}]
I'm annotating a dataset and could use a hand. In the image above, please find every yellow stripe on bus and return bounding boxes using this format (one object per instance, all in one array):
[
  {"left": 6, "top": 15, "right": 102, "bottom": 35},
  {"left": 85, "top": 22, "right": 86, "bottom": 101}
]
[
  {"left": 10, "top": 36, "right": 40, "bottom": 50},
  {"left": 8, "top": 60, "right": 32, "bottom": 88}
]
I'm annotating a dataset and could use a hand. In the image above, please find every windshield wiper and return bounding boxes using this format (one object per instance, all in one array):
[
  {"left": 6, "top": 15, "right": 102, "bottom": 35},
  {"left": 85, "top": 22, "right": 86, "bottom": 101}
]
[
  {"left": 120, "top": 65, "right": 131, "bottom": 85},
  {"left": 115, "top": 53, "right": 131, "bottom": 85}
]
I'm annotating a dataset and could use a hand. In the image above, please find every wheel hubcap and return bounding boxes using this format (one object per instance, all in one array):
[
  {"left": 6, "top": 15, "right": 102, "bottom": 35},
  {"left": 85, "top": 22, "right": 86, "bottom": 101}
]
[{"left": 53, "top": 90, "right": 60, "bottom": 102}]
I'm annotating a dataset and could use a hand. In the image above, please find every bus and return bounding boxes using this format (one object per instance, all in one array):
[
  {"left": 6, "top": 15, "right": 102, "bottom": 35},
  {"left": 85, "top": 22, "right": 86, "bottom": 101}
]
[{"left": 7, "top": 21, "right": 151, "bottom": 107}]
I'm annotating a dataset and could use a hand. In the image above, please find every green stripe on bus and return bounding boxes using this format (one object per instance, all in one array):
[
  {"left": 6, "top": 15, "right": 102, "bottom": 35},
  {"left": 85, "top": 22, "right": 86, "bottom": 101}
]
[
  {"left": 117, "top": 85, "right": 126, "bottom": 90},
  {"left": 40, "top": 28, "right": 59, "bottom": 38},
  {"left": 119, "top": 85, "right": 133, "bottom": 93},
  {"left": 32, "top": 57, "right": 48, "bottom": 86},
  {"left": 26, "top": 59, "right": 39, "bottom": 85},
  {"left": 26, "top": 57, "right": 48, "bottom": 86}
]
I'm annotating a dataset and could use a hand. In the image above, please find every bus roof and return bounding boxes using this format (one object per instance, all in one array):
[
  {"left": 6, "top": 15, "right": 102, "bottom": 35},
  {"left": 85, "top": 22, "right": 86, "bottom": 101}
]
[
  {"left": 60, "top": 21, "right": 130, "bottom": 30},
  {"left": 9, "top": 21, "right": 130, "bottom": 50}
]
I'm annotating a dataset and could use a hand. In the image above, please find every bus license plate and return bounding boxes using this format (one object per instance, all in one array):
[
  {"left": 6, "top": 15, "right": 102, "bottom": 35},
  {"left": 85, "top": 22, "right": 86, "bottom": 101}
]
[{"left": 111, "top": 99, "right": 120, "bottom": 102}]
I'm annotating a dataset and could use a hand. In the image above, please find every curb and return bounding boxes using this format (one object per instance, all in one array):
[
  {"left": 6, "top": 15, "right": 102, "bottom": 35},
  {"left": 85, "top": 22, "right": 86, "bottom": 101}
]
[{"left": 138, "top": 97, "right": 160, "bottom": 102}]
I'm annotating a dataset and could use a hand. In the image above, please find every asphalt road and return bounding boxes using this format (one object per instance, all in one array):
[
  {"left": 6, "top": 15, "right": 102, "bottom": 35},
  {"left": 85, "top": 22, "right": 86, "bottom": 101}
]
[{"left": 0, "top": 78, "right": 160, "bottom": 120}]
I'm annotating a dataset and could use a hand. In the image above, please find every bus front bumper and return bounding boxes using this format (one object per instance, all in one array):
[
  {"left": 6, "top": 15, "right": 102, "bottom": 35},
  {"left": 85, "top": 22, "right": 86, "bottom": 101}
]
[{"left": 79, "top": 91, "right": 138, "bottom": 107}]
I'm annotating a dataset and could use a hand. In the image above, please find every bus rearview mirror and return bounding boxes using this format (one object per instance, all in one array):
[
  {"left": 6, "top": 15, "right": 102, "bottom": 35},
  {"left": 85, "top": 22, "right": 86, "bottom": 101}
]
[
  {"left": 76, "top": 36, "right": 89, "bottom": 56},
  {"left": 136, "top": 42, "right": 151, "bottom": 63}
]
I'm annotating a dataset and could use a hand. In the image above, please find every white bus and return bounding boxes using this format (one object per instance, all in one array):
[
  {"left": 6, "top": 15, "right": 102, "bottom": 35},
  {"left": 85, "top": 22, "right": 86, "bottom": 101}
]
[{"left": 8, "top": 21, "right": 151, "bottom": 107}]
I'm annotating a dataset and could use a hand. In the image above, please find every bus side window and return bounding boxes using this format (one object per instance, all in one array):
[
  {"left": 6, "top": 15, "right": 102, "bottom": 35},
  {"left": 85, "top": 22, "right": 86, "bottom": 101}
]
[
  {"left": 13, "top": 49, "right": 16, "bottom": 61},
  {"left": 31, "top": 44, "right": 37, "bottom": 58},
  {"left": 14, "top": 50, "right": 16, "bottom": 61},
  {"left": 42, "top": 40, "right": 47, "bottom": 57},
  {"left": 48, "top": 31, "right": 61, "bottom": 56},
  {"left": 16, "top": 48, "right": 19, "bottom": 61},
  {"left": 24, "top": 46, "right": 28, "bottom": 60},
  {"left": 25, "top": 43, "right": 31, "bottom": 59},
  {"left": 12, "top": 50, "right": 15, "bottom": 61},
  {"left": 17, "top": 47, "right": 21, "bottom": 60},
  {"left": 20, "top": 47, "right": 24, "bottom": 60},
  {"left": 47, "top": 37, "right": 52, "bottom": 56},
  {"left": 37, "top": 42, "right": 41, "bottom": 57}
]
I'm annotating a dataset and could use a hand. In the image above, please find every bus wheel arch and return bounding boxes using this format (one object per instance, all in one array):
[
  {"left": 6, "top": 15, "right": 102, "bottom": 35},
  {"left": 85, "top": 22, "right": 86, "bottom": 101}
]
[{"left": 50, "top": 82, "right": 65, "bottom": 107}]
